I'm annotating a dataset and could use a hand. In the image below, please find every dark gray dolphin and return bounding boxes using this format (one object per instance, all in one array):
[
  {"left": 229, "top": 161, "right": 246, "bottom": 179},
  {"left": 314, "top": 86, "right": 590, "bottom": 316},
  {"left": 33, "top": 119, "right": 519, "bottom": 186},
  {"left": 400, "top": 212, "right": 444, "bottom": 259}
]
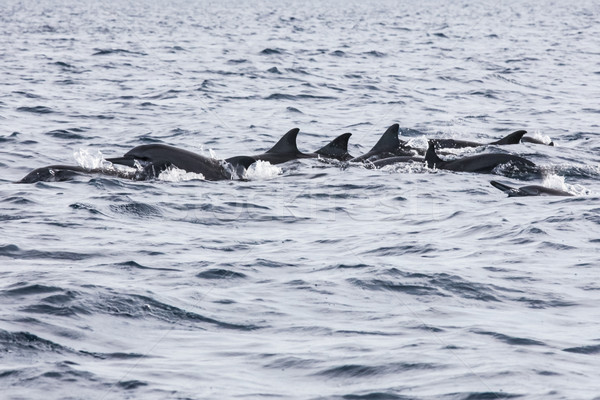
[
  {"left": 18, "top": 163, "right": 141, "bottom": 183},
  {"left": 490, "top": 180, "right": 572, "bottom": 197},
  {"left": 19, "top": 165, "right": 102, "bottom": 183},
  {"left": 106, "top": 144, "right": 256, "bottom": 180},
  {"left": 430, "top": 130, "right": 527, "bottom": 149},
  {"left": 19, "top": 145, "right": 256, "bottom": 183},
  {"left": 252, "top": 129, "right": 353, "bottom": 164},
  {"left": 350, "top": 124, "right": 414, "bottom": 162},
  {"left": 424, "top": 141, "right": 536, "bottom": 173}
]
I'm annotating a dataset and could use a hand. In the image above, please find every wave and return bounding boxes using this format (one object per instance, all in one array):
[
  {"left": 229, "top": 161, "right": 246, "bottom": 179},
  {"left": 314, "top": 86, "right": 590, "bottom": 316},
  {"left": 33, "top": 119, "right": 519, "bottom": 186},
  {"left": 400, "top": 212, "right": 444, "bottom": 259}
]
[
  {"left": 16, "top": 106, "right": 54, "bottom": 114},
  {"left": 92, "top": 48, "right": 146, "bottom": 56},
  {"left": 260, "top": 48, "right": 285, "bottom": 55},
  {"left": 472, "top": 330, "right": 546, "bottom": 346},
  {"left": 264, "top": 93, "right": 337, "bottom": 100},
  {"left": 563, "top": 344, "right": 600, "bottom": 354},
  {"left": 92, "top": 292, "right": 260, "bottom": 330},
  {"left": 317, "top": 361, "right": 440, "bottom": 378},
  {"left": 45, "top": 129, "right": 92, "bottom": 140},
  {"left": 109, "top": 202, "right": 163, "bottom": 218},
  {"left": 196, "top": 268, "right": 247, "bottom": 279},
  {"left": 350, "top": 272, "right": 501, "bottom": 302},
  {"left": 0, "top": 244, "right": 96, "bottom": 261}
]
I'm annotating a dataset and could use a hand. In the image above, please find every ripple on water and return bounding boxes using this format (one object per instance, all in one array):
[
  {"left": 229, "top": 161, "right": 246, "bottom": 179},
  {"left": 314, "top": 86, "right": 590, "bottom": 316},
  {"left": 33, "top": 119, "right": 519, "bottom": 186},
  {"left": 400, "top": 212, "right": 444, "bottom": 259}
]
[
  {"left": 472, "top": 330, "right": 546, "bottom": 346},
  {"left": 316, "top": 362, "right": 441, "bottom": 379},
  {"left": 563, "top": 344, "right": 600, "bottom": 354},
  {"left": 93, "top": 292, "right": 260, "bottom": 331},
  {"left": 196, "top": 269, "right": 247, "bottom": 280},
  {"left": 0, "top": 244, "right": 96, "bottom": 261},
  {"left": 109, "top": 202, "right": 162, "bottom": 218},
  {"left": 350, "top": 272, "right": 501, "bottom": 302}
]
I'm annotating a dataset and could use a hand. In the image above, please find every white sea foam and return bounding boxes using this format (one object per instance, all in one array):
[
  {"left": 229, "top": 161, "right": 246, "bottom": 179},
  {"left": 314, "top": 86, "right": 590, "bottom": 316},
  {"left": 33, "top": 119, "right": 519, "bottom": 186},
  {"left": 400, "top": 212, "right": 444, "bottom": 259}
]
[
  {"left": 529, "top": 130, "right": 554, "bottom": 145},
  {"left": 406, "top": 135, "right": 428, "bottom": 150},
  {"left": 245, "top": 160, "right": 282, "bottom": 180},
  {"left": 158, "top": 166, "right": 205, "bottom": 182},
  {"left": 73, "top": 148, "right": 112, "bottom": 170},
  {"left": 543, "top": 173, "right": 590, "bottom": 196}
]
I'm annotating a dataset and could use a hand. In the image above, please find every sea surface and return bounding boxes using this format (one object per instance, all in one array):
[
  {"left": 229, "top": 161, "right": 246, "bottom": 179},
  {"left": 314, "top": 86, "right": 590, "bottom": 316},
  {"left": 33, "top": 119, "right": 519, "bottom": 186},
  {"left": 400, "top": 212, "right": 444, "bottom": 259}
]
[{"left": 1, "top": 1, "right": 600, "bottom": 399}]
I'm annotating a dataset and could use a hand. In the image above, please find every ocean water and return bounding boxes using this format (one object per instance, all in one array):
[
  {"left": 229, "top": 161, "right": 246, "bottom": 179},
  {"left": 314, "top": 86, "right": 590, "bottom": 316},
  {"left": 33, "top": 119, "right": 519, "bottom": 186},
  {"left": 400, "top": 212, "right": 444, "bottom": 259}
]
[{"left": 1, "top": 1, "right": 600, "bottom": 399}]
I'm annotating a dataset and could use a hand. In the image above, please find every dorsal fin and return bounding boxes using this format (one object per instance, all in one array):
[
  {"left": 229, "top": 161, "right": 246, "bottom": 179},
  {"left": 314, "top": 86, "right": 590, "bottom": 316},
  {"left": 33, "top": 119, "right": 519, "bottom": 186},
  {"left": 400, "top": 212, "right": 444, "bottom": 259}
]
[
  {"left": 369, "top": 124, "right": 400, "bottom": 153},
  {"left": 425, "top": 140, "right": 444, "bottom": 168},
  {"left": 491, "top": 130, "right": 527, "bottom": 145},
  {"left": 315, "top": 133, "right": 352, "bottom": 160},
  {"left": 265, "top": 128, "right": 301, "bottom": 154}
]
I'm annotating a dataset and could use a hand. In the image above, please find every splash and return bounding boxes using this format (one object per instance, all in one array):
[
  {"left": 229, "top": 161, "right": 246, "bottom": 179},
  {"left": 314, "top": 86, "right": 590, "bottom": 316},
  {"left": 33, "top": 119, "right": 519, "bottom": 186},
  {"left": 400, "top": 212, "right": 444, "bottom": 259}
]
[
  {"left": 245, "top": 160, "right": 282, "bottom": 180},
  {"left": 385, "top": 161, "right": 428, "bottom": 174},
  {"left": 73, "top": 148, "right": 112, "bottom": 170},
  {"left": 158, "top": 166, "right": 205, "bottom": 182},
  {"left": 542, "top": 173, "right": 590, "bottom": 196},
  {"left": 529, "top": 130, "right": 553, "bottom": 145},
  {"left": 406, "top": 135, "right": 428, "bottom": 150},
  {"left": 542, "top": 174, "right": 568, "bottom": 191}
]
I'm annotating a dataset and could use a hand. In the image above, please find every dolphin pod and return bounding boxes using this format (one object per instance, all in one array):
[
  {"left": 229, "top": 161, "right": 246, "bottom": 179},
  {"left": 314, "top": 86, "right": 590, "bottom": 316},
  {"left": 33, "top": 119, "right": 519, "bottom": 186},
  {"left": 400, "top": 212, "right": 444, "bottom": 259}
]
[{"left": 18, "top": 124, "right": 571, "bottom": 196}]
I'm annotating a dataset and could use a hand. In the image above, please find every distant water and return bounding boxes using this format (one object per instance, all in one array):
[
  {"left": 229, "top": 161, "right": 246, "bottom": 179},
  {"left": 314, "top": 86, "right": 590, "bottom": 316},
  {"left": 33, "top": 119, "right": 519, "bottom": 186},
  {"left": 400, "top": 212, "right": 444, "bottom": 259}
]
[{"left": 1, "top": 0, "right": 600, "bottom": 399}]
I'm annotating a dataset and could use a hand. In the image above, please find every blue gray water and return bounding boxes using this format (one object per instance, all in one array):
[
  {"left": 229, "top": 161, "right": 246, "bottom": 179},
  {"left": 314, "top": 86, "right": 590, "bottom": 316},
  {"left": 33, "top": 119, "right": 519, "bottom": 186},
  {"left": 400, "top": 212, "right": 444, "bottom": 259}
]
[{"left": 1, "top": 1, "right": 600, "bottom": 399}]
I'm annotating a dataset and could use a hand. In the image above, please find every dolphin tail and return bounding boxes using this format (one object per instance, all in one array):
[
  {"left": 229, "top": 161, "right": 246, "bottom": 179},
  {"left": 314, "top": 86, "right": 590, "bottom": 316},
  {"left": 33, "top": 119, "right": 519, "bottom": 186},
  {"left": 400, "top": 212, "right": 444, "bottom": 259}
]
[
  {"left": 315, "top": 132, "right": 352, "bottom": 160},
  {"left": 368, "top": 124, "right": 400, "bottom": 153},
  {"left": 491, "top": 130, "right": 527, "bottom": 145},
  {"left": 265, "top": 128, "right": 301, "bottom": 154},
  {"left": 424, "top": 141, "right": 444, "bottom": 168}
]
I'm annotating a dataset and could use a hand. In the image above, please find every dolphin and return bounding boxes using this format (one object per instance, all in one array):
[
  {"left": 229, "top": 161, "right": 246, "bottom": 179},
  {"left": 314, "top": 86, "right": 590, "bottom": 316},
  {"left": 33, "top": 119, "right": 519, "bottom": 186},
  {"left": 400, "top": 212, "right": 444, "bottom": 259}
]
[
  {"left": 19, "top": 145, "right": 256, "bottom": 183},
  {"left": 19, "top": 165, "right": 108, "bottom": 183},
  {"left": 424, "top": 141, "right": 536, "bottom": 173},
  {"left": 350, "top": 124, "right": 414, "bottom": 162},
  {"left": 252, "top": 128, "right": 353, "bottom": 164},
  {"left": 490, "top": 180, "right": 572, "bottom": 197},
  {"left": 429, "top": 130, "right": 527, "bottom": 149},
  {"left": 105, "top": 144, "right": 256, "bottom": 180}
]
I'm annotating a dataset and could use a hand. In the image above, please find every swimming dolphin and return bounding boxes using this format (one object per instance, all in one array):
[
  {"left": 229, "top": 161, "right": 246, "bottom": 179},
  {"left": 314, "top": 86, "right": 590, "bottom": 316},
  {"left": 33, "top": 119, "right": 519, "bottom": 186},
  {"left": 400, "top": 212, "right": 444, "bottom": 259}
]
[
  {"left": 18, "top": 165, "right": 119, "bottom": 183},
  {"left": 105, "top": 144, "right": 256, "bottom": 180},
  {"left": 424, "top": 141, "right": 536, "bottom": 173},
  {"left": 350, "top": 124, "right": 414, "bottom": 162},
  {"left": 429, "top": 130, "right": 527, "bottom": 149},
  {"left": 19, "top": 145, "right": 256, "bottom": 183},
  {"left": 252, "top": 129, "right": 353, "bottom": 164},
  {"left": 490, "top": 180, "right": 572, "bottom": 197}
]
